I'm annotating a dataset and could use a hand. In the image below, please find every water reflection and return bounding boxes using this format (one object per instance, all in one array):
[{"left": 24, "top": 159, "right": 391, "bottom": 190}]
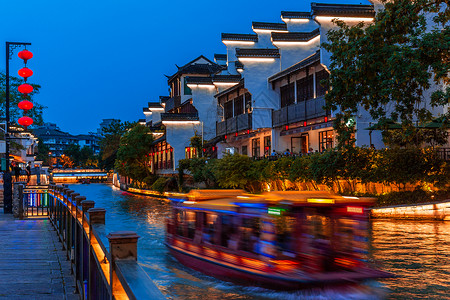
[
  {"left": 372, "top": 221, "right": 450, "bottom": 300},
  {"left": 70, "top": 184, "right": 449, "bottom": 299}
]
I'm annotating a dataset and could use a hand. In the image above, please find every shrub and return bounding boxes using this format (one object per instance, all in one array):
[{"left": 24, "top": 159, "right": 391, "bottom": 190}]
[{"left": 151, "top": 177, "right": 169, "bottom": 194}]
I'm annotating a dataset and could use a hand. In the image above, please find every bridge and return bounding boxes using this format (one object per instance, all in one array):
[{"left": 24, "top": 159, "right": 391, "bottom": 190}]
[
  {"left": 51, "top": 169, "right": 109, "bottom": 183},
  {"left": 1, "top": 182, "right": 165, "bottom": 299}
]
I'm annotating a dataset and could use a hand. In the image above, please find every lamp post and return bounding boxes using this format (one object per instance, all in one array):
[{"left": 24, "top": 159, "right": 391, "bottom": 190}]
[{"left": 3, "top": 41, "right": 31, "bottom": 214}]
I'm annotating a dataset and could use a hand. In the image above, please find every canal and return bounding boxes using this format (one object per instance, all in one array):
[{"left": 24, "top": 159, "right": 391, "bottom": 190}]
[{"left": 70, "top": 184, "right": 450, "bottom": 300}]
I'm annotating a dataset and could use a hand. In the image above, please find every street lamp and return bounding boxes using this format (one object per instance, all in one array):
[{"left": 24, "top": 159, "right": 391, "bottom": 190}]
[{"left": 3, "top": 41, "right": 31, "bottom": 214}]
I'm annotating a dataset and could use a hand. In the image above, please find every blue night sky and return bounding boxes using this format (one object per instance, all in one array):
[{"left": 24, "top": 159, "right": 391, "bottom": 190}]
[{"left": 1, "top": 0, "right": 369, "bottom": 134}]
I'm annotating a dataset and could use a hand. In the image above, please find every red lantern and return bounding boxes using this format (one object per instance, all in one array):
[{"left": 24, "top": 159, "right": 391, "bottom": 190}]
[
  {"left": 18, "top": 67, "right": 33, "bottom": 80},
  {"left": 18, "top": 100, "right": 34, "bottom": 111},
  {"left": 324, "top": 116, "right": 328, "bottom": 123},
  {"left": 18, "top": 116, "right": 33, "bottom": 127},
  {"left": 18, "top": 50, "right": 33, "bottom": 63},
  {"left": 285, "top": 125, "right": 289, "bottom": 130},
  {"left": 303, "top": 121, "right": 307, "bottom": 127},
  {"left": 18, "top": 83, "right": 34, "bottom": 94},
  {"left": 235, "top": 132, "right": 238, "bottom": 137}
]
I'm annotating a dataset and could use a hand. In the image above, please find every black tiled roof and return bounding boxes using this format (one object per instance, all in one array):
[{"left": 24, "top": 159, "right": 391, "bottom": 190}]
[
  {"left": 235, "top": 48, "right": 280, "bottom": 58},
  {"left": 235, "top": 61, "right": 244, "bottom": 69},
  {"left": 252, "top": 22, "right": 288, "bottom": 31},
  {"left": 148, "top": 102, "right": 163, "bottom": 108},
  {"left": 161, "top": 113, "right": 199, "bottom": 121},
  {"left": 281, "top": 11, "right": 312, "bottom": 19},
  {"left": 143, "top": 107, "right": 150, "bottom": 113},
  {"left": 168, "top": 55, "right": 221, "bottom": 82},
  {"left": 311, "top": 3, "right": 375, "bottom": 18},
  {"left": 159, "top": 96, "right": 170, "bottom": 103},
  {"left": 222, "top": 33, "right": 258, "bottom": 42},
  {"left": 212, "top": 75, "right": 241, "bottom": 83},
  {"left": 185, "top": 76, "right": 213, "bottom": 85},
  {"left": 272, "top": 28, "right": 320, "bottom": 42},
  {"left": 214, "top": 54, "right": 227, "bottom": 60},
  {"left": 215, "top": 80, "right": 245, "bottom": 98},
  {"left": 138, "top": 119, "right": 145, "bottom": 123},
  {"left": 268, "top": 50, "right": 321, "bottom": 82}
]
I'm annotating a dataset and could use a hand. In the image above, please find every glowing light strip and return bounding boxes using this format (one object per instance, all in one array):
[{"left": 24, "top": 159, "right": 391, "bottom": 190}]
[
  {"left": 281, "top": 18, "right": 310, "bottom": 23},
  {"left": 186, "top": 83, "right": 216, "bottom": 89},
  {"left": 272, "top": 35, "right": 320, "bottom": 46},
  {"left": 222, "top": 40, "right": 255, "bottom": 45},
  {"left": 148, "top": 107, "right": 165, "bottom": 112},
  {"left": 213, "top": 82, "right": 239, "bottom": 86},
  {"left": 143, "top": 111, "right": 152, "bottom": 115},
  {"left": 238, "top": 57, "right": 276, "bottom": 62},
  {"left": 307, "top": 198, "right": 335, "bottom": 204},
  {"left": 253, "top": 29, "right": 288, "bottom": 33},
  {"left": 162, "top": 121, "right": 201, "bottom": 125},
  {"left": 315, "top": 16, "right": 374, "bottom": 22}
]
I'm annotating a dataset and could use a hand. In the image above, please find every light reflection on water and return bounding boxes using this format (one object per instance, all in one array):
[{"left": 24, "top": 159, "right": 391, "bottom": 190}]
[{"left": 70, "top": 184, "right": 449, "bottom": 299}]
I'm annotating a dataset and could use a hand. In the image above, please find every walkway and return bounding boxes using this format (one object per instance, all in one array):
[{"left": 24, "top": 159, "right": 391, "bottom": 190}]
[{"left": 0, "top": 209, "right": 79, "bottom": 300}]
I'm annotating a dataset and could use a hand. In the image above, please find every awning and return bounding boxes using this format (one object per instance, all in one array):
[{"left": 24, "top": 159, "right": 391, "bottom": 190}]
[
  {"left": 365, "top": 119, "right": 402, "bottom": 130},
  {"left": 10, "top": 154, "right": 25, "bottom": 164},
  {"left": 421, "top": 116, "right": 449, "bottom": 129}
]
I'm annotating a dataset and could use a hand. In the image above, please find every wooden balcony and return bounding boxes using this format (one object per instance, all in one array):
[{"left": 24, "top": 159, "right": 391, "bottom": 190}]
[
  {"left": 272, "top": 96, "right": 327, "bottom": 127},
  {"left": 216, "top": 113, "right": 252, "bottom": 136}
]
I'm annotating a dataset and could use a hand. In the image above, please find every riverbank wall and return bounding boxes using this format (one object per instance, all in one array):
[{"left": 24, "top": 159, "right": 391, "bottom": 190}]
[{"left": 370, "top": 200, "right": 450, "bottom": 220}]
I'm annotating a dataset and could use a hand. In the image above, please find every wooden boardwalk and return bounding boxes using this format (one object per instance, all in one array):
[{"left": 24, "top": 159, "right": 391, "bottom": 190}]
[{"left": 0, "top": 208, "right": 79, "bottom": 300}]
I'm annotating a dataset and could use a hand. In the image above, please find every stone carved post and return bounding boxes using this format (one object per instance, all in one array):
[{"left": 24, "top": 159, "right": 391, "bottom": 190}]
[
  {"left": 87, "top": 208, "right": 106, "bottom": 300},
  {"left": 107, "top": 231, "right": 140, "bottom": 299}
]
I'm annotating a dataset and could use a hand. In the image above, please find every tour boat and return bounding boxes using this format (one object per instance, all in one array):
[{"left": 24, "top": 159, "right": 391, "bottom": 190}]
[{"left": 166, "top": 190, "right": 393, "bottom": 290}]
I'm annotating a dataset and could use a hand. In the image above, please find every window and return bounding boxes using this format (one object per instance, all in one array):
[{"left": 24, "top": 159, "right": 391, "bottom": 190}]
[
  {"left": 184, "top": 78, "right": 192, "bottom": 95},
  {"left": 280, "top": 82, "right": 295, "bottom": 108},
  {"left": 315, "top": 70, "right": 329, "bottom": 97},
  {"left": 319, "top": 130, "right": 334, "bottom": 152},
  {"left": 234, "top": 95, "right": 244, "bottom": 116},
  {"left": 297, "top": 75, "right": 314, "bottom": 101},
  {"left": 242, "top": 145, "right": 248, "bottom": 156},
  {"left": 224, "top": 101, "right": 233, "bottom": 119},
  {"left": 263, "top": 136, "right": 271, "bottom": 156},
  {"left": 245, "top": 93, "right": 252, "bottom": 113},
  {"left": 252, "top": 138, "right": 260, "bottom": 158}
]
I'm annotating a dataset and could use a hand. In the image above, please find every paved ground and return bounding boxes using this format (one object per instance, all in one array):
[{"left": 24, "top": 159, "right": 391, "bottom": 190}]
[{"left": 0, "top": 208, "right": 79, "bottom": 300}]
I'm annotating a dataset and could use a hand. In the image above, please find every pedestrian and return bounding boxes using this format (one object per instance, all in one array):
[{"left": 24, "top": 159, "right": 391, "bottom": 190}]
[
  {"left": 283, "top": 148, "right": 291, "bottom": 156},
  {"left": 271, "top": 150, "right": 278, "bottom": 156},
  {"left": 13, "top": 163, "right": 21, "bottom": 182},
  {"left": 26, "top": 163, "right": 31, "bottom": 183}
]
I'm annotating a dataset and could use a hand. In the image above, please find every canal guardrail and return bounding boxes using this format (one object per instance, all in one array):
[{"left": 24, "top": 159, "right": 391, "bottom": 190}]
[{"left": 18, "top": 183, "right": 165, "bottom": 300}]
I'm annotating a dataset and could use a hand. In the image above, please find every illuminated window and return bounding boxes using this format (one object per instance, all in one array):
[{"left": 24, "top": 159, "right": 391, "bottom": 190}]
[
  {"left": 319, "top": 130, "right": 334, "bottom": 152},
  {"left": 252, "top": 138, "right": 260, "bottom": 158},
  {"left": 264, "top": 136, "right": 271, "bottom": 156}
]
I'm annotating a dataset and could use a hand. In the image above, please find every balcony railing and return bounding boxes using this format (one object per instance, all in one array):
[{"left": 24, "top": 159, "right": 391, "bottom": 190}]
[
  {"left": 216, "top": 113, "right": 252, "bottom": 136},
  {"left": 273, "top": 96, "right": 326, "bottom": 128}
]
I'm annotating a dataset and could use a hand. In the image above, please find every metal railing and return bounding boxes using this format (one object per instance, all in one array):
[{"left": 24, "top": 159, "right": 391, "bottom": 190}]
[
  {"left": 272, "top": 96, "right": 326, "bottom": 128},
  {"left": 20, "top": 184, "right": 165, "bottom": 300},
  {"left": 216, "top": 113, "right": 252, "bottom": 136}
]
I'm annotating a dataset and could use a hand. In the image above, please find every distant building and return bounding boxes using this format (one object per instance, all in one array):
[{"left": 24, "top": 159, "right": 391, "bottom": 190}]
[
  {"left": 97, "top": 119, "right": 120, "bottom": 135},
  {"left": 75, "top": 134, "right": 100, "bottom": 154},
  {"left": 32, "top": 123, "right": 78, "bottom": 157}
]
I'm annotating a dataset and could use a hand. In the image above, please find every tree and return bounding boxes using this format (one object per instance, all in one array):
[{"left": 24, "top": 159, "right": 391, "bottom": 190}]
[
  {"left": 35, "top": 137, "right": 51, "bottom": 166},
  {"left": 0, "top": 72, "right": 45, "bottom": 127},
  {"left": 98, "top": 120, "right": 135, "bottom": 170},
  {"left": 60, "top": 154, "right": 74, "bottom": 168},
  {"left": 64, "top": 144, "right": 81, "bottom": 166},
  {"left": 322, "top": 0, "right": 449, "bottom": 147},
  {"left": 115, "top": 124, "right": 154, "bottom": 182}
]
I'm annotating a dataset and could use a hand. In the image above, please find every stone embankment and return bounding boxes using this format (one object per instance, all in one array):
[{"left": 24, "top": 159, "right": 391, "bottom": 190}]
[{"left": 371, "top": 200, "right": 450, "bottom": 220}]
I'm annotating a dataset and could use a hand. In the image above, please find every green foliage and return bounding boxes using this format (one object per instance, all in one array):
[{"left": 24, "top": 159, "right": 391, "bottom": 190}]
[
  {"left": 63, "top": 145, "right": 97, "bottom": 168},
  {"left": 115, "top": 124, "right": 153, "bottom": 182},
  {"left": 151, "top": 177, "right": 169, "bottom": 194},
  {"left": 98, "top": 120, "right": 135, "bottom": 171},
  {"left": 189, "top": 134, "right": 203, "bottom": 157},
  {"left": 178, "top": 157, "right": 217, "bottom": 188},
  {"left": 213, "top": 154, "right": 254, "bottom": 189},
  {"left": 0, "top": 72, "right": 45, "bottom": 127},
  {"left": 322, "top": 0, "right": 449, "bottom": 147},
  {"left": 35, "top": 138, "right": 51, "bottom": 166}
]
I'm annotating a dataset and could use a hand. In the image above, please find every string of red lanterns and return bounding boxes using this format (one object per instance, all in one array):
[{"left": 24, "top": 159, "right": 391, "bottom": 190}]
[{"left": 17, "top": 49, "right": 34, "bottom": 129}]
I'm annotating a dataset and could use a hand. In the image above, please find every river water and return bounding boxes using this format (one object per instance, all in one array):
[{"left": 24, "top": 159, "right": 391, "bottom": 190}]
[{"left": 70, "top": 184, "right": 450, "bottom": 300}]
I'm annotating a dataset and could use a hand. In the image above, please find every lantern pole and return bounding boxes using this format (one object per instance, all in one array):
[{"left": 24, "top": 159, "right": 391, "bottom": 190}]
[{"left": 3, "top": 41, "right": 31, "bottom": 214}]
